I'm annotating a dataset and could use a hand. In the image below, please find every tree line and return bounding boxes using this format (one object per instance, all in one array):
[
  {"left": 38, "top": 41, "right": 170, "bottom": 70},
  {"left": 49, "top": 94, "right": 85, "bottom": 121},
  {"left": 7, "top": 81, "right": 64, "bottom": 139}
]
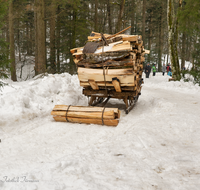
[{"left": 0, "top": 0, "right": 200, "bottom": 85}]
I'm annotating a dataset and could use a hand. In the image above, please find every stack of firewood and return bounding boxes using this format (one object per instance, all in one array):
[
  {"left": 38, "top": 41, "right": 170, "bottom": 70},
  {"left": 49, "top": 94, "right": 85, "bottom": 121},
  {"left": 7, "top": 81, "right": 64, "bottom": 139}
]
[
  {"left": 51, "top": 105, "right": 120, "bottom": 126},
  {"left": 70, "top": 29, "right": 150, "bottom": 96}
]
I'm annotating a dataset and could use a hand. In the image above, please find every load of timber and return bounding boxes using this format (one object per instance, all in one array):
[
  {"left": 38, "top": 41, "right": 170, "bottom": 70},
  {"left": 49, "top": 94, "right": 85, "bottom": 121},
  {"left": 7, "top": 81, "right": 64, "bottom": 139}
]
[
  {"left": 51, "top": 105, "right": 120, "bottom": 127},
  {"left": 70, "top": 27, "right": 150, "bottom": 98}
]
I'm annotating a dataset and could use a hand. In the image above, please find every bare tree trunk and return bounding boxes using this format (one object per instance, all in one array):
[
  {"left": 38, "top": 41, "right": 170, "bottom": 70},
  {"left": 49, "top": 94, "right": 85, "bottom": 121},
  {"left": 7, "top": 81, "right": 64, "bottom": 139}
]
[
  {"left": 107, "top": 0, "right": 112, "bottom": 34},
  {"left": 167, "top": 0, "right": 181, "bottom": 80},
  {"left": 17, "top": 19, "right": 21, "bottom": 61},
  {"left": 50, "top": 0, "right": 56, "bottom": 73},
  {"left": 116, "top": 0, "right": 126, "bottom": 32},
  {"left": 158, "top": 3, "right": 163, "bottom": 72},
  {"left": 56, "top": 6, "right": 61, "bottom": 73},
  {"left": 142, "top": 0, "right": 146, "bottom": 44},
  {"left": 131, "top": 0, "right": 135, "bottom": 34},
  {"left": 94, "top": 0, "right": 98, "bottom": 31},
  {"left": 69, "top": 9, "right": 77, "bottom": 75},
  {"left": 35, "top": 0, "right": 46, "bottom": 75},
  {"left": 9, "top": 0, "right": 17, "bottom": 81},
  {"left": 26, "top": 21, "right": 30, "bottom": 55},
  {"left": 181, "top": 32, "right": 186, "bottom": 69},
  {"left": 34, "top": 0, "right": 38, "bottom": 75},
  {"left": 147, "top": 11, "right": 152, "bottom": 64}
]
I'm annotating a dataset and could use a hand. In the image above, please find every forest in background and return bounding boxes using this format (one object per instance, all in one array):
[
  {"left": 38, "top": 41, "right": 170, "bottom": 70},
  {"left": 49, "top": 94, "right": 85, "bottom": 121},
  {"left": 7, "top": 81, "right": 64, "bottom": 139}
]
[{"left": 0, "top": 0, "right": 200, "bottom": 85}]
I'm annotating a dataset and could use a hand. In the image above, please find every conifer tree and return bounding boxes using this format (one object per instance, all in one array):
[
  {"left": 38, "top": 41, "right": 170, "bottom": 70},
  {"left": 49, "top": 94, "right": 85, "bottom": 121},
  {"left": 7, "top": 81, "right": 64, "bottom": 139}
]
[
  {"left": 0, "top": 0, "right": 10, "bottom": 88},
  {"left": 178, "top": 0, "right": 200, "bottom": 85}
]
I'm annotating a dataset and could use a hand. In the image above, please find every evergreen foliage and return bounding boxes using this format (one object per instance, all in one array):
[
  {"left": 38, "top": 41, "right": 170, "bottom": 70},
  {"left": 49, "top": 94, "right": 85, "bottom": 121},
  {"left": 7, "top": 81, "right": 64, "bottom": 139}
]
[
  {"left": 179, "top": 0, "right": 200, "bottom": 85},
  {"left": 0, "top": 0, "right": 10, "bottom": 88},
  {"left": 0, "top": 0, "right": 199, "bottom": 86}
]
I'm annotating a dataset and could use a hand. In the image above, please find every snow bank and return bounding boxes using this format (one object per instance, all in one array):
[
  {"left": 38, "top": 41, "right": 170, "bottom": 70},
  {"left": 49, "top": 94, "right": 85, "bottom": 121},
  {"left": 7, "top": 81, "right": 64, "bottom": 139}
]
[
  {"left": 0, "top": 73, "right": 87, "bottom": 126},
  {"left": 143, "top": 72, "right": 200, "bottom": 95},
  {"left": 1, "top": 72, "right": 200, "bottom": 190}
]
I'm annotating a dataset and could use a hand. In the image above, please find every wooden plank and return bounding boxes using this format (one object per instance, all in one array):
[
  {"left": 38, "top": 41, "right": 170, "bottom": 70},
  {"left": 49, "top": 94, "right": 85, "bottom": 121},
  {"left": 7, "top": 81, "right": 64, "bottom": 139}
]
[
  {"left": 106, "top": 41, "right": 131, "bottom": 52},
  {"left": 53, "top": 116, "right": 119, "bottom": 127},
  {"left": 98, "top": 86, "right": 136, "bottom": 91},
  {"left": 80, "top": 81, "right": 135, "bottom": 87},
  {"left": 51, "top": 110, "right": 115, "bottom": 119},
  {"left": 121, "top": 35, "right": 139, "bottom": 42},
  {"left": 88, "top": 79, "right": 99, "bottom": 90},
  {"left": 112, "top": 77, "right": 121, "bottom": 92},
  {"left": 83, "top": 89, "right": 137, "bottom": 98},
  {"left": 78, "top": 74, "right": 135, "bottom": 84},
  {"left": 52, "top": 105, "right": 120, "bottom": 118},
  {"left": 78, "top": 67, "right": 133, "bottom": 75}
]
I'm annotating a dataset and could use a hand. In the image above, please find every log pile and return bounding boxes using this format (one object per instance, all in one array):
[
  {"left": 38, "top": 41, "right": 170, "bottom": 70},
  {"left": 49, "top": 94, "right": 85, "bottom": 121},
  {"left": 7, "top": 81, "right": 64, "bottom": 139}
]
[
  {"left": 51, "top": 105, "right": 120, "bottom": 127},
  {"left": 70, "top": 28, "right": 150, "bottom": 97}
]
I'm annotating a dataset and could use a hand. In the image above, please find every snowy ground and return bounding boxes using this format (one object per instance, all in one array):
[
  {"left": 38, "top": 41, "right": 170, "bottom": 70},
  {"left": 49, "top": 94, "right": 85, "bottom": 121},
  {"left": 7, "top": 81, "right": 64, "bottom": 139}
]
[{"left": 0, "top": 72, "right": 200, "bottom": 190}]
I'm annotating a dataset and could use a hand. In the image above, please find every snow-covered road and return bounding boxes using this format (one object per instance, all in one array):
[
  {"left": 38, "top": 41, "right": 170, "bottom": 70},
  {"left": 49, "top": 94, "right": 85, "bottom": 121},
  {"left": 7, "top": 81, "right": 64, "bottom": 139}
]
[{"left": 0, "top": 73, "right": 200, "bottom": 190}]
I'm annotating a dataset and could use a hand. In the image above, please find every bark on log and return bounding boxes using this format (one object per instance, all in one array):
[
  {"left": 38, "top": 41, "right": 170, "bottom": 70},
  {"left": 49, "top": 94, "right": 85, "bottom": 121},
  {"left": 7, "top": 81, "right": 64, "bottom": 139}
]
[
  {"left": 77, "top": 58, "right": 135, "bottom": 68},
  {"left": 76, "top": 51, "right": 131, "bottom": 64}
]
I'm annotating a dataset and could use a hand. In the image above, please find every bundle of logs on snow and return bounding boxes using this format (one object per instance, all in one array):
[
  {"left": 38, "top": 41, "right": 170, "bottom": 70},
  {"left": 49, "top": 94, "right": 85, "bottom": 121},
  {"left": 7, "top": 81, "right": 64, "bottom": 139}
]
[
  {"left": 70, "top": 27, "right": 150, "bottom": 97},
  {"left": 51, "top": 105, "right": 120, "bottom": 126}
]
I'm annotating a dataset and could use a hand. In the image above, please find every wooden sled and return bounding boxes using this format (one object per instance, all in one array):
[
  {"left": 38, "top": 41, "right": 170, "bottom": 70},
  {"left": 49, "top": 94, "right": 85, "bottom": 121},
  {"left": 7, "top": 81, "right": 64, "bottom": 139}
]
[{"left": 83, "top": 83, "right": 142, "bottom": 114}]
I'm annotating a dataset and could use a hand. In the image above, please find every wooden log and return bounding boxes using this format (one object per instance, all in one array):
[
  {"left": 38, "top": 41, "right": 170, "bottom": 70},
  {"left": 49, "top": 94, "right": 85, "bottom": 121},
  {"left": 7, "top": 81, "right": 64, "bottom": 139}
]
[
  {"left": 77, "top": 58, "right": 135, "bottom": 68},
  {"left": 112, "top": 77, "right": 121, "bottom": 92},
  {"left": 73, "top": 41, "right": 131, "bottom": 57},
  {"left": 74, "top": 50, "right": 131, "bottom": 64},
  {"left": 94, "top": 41, "right": 131, "bottom": 53},
  {"left": 121, "top": 35, "right": 139, "bottom": 42},
  {"left": 51, "top": 110, "right": 115, "bottom": 119},
  {"left": 53, "top": 116, "right": 119, "bottom": 127}
]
